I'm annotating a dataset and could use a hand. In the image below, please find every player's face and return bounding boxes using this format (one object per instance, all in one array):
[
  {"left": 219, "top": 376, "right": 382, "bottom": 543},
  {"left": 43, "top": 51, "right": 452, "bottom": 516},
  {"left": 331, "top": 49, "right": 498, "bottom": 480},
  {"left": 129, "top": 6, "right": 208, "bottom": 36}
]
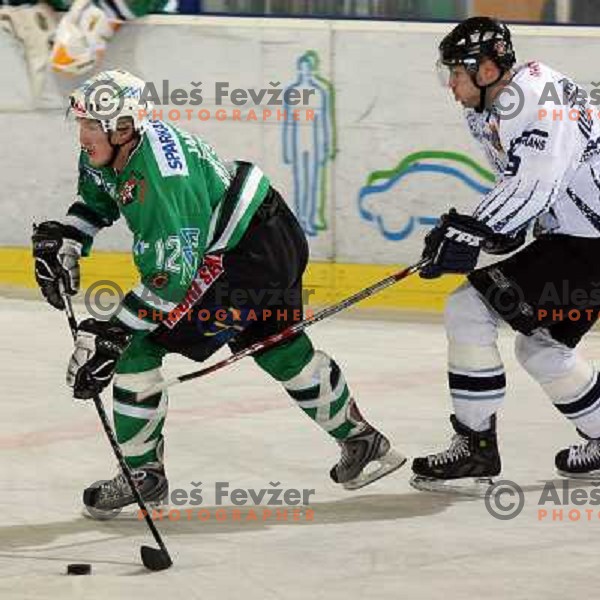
[
  {"left": 446, "top": 65, "right": 480, "bottom": 108},
  {"left": 78, "top": 119, "right": 113, "bottom": 167}
]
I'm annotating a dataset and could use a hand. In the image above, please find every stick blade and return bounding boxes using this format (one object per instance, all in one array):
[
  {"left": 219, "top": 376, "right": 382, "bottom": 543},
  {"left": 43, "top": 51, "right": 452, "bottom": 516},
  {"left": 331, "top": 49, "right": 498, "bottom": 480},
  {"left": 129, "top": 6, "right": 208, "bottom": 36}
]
[{"left": 141, "top": 545, "right": 173, "bottom": 571}]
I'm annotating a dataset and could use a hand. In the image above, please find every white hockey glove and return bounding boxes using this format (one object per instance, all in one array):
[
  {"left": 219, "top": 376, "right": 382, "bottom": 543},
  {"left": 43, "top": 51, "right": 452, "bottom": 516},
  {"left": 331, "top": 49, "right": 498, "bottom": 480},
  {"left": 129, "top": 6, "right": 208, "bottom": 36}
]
[
  {"left": 50, "top": 0, "right": 118, "bottom": 75},
  {"left": 67, "top": 318, "right": 131, "bottom": 399},
  {"left": 32, "top": 221, "right": 84, "bottom": 310}
]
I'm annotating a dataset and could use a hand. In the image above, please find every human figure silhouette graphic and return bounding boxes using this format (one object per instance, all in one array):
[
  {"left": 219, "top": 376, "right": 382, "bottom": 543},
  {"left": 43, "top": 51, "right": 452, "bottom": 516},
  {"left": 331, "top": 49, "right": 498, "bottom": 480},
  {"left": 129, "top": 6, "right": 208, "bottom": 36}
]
[{"left": 283, "top": 52, "right": 335, "bottom": 236}]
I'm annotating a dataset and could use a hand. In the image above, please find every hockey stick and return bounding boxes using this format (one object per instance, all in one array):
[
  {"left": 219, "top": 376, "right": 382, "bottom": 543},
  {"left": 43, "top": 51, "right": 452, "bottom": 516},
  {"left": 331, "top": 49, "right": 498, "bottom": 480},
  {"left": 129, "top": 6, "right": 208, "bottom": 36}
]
[
  {"left": 59, "top": 283, "right": 173, "bottom": 572},
  {"left": 134, "top": 257, "right": 429, "bottom": 402}
]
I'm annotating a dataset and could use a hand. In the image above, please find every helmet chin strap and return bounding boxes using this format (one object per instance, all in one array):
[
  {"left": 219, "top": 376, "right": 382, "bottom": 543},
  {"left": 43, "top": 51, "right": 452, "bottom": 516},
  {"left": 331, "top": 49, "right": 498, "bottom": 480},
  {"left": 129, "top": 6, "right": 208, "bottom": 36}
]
[
  {"left": 107, "top": 130, "right": 138, "bottom": 169},
  {"left": 471, "top": 67, "right": 505, "bottom": 113},
  {"left": 108, "top": 141, "right": 121, "bottom": 167}
]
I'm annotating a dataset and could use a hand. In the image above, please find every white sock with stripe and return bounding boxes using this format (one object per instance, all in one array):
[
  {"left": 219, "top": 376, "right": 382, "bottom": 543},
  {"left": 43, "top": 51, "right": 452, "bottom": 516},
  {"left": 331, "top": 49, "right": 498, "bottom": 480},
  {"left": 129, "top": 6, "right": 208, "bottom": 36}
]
[{"left": 449, "top": 342, "right": 505, "bottom": 432}]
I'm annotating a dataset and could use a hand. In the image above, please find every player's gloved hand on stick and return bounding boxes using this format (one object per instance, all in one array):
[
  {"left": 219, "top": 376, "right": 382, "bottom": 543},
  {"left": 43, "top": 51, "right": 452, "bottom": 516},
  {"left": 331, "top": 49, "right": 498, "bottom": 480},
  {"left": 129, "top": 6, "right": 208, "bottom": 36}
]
[
  {"left": 32, "top": 221, "right": 83, "bottom": 310},
  {"left": 66, "top": 318, "right": 131, "bottom": 399},
  {"left": 420, "top": 208, "right": 492, "bottom": 279}
]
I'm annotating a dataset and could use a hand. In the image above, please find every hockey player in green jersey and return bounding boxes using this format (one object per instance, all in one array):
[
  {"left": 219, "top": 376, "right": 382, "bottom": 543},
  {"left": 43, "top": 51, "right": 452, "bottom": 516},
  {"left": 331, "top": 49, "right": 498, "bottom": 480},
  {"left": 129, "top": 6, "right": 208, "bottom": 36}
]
[{"left": 32, "top": 70, "right": 405, "bottom": 511}]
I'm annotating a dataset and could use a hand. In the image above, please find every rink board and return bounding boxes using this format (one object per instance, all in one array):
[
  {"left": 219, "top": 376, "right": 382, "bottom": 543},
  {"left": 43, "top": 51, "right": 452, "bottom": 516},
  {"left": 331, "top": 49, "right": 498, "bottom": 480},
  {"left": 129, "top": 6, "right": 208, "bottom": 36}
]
[
  {"left": 0, "top": 247, "right": 463, "bottom": 311},
  {"left": 3, "top": 18, "right": 600, "bottom": 308}
]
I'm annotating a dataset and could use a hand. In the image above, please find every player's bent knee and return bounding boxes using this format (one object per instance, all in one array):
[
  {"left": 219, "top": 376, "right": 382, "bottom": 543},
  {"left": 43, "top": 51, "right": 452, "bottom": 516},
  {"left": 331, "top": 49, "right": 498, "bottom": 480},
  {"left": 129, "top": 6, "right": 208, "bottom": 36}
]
[
  {"left": 514, "top": 330, "right": 573, "bottom": 380},
  {"left": 113, "top": 368, "right": 164, "bottom": 393},
  {"left": 254, "top": 332, "right": 314, "bottom": 381},
  {"left": 515, "top": 331, "right": 593, "bottom": 400},
  {"left": 449, "top": 342, "right": 502, "bottom": 371},
  {"left": 445, "top": 282, "right": 499, "bottom": 346},
  {"left": 283, "top": 349, "right": 331, "bottom": 389}
]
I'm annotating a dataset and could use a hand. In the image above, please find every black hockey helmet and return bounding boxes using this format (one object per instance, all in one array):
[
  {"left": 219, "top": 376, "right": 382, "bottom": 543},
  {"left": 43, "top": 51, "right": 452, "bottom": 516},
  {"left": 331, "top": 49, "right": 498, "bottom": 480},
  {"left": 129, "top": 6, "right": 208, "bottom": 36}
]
[
  {"left": 438, "top": 17, "right": 516, "bottom": 111},
  {"left": 439, "top": 16, "right": 516, "bottom": 73}
]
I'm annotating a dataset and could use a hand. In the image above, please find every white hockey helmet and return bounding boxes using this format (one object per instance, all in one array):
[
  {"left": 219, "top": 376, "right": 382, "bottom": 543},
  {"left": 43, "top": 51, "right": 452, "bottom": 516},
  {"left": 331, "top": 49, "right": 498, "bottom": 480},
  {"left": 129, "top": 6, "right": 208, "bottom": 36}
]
[{"left": 68, "top": 69, "right": 152, "bottom": 132}]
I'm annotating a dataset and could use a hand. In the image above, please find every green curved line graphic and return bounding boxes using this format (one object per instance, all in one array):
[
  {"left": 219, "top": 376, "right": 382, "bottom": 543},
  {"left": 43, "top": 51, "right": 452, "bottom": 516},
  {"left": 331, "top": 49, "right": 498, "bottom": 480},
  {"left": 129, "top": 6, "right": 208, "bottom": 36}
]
[{"left": 365, "top": 150, "right": 495, "bottom": 187}]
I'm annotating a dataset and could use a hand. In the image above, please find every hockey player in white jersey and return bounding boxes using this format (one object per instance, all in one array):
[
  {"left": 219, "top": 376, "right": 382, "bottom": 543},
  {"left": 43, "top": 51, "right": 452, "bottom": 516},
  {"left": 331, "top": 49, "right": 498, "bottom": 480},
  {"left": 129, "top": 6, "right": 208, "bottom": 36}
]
[{"left": 411, "top": 16, "right": 600, "bottom": 491}]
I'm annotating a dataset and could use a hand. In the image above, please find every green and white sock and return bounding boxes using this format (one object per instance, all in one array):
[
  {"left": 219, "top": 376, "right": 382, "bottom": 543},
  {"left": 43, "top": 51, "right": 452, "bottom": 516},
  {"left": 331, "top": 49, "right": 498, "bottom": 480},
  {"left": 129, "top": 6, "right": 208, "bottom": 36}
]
[
  {"left": 255, "top": 333, "right": 366, "bottom": 440},
  {"left": 112, "top": 369, "right": 168, "bottom": 468}
]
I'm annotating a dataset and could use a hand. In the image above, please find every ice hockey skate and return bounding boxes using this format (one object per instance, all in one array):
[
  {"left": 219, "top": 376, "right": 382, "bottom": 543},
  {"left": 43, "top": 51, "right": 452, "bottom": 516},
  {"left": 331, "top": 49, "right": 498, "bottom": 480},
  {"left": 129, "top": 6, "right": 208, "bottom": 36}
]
[
  {"left": 330, "top": 423, "right": 407, "bottom": 490},
  {"left": 82, "top": 463, "right": 169, "bottom": 519},
  {"left": 410, "top": 415, "right": 501, "bottom": 496},
  {"left": 556, "top": 434, "right": 600, "bottom": 479}
]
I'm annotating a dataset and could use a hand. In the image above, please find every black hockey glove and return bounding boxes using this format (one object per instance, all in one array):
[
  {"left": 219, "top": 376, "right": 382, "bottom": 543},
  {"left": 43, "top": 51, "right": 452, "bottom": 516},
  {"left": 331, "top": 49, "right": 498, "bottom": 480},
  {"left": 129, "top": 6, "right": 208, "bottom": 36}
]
[
  {"left": 66, "top": 318, "right": 132, "bottom": 399},
  {"left": 32, "top": 221, "right": 84, "bottom": 310},
  {"left": 420, "top": 209, "right": 492, "bottom": 279},
  {"left": 482, "top": 228, "right": 527, "bottom": 255}
]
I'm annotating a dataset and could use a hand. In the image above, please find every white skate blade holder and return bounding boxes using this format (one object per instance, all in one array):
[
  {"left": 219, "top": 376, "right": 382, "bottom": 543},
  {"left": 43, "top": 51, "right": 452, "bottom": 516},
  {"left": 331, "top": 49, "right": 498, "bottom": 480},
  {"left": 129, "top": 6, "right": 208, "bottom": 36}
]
[
  {"left": 342, "top": 449, "right": 407, "bottom": 490},
  {"left": 409, "top": 474, "right": 497, "bottom": 497}
]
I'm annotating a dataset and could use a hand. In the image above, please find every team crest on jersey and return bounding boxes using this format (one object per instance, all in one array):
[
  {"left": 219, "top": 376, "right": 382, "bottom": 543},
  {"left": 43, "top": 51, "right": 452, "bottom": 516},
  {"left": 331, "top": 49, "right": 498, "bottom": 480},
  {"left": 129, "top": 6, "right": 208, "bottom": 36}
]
[
  {"left": 149, "top": 272, "right": 170, "bottom": 289},
  {"left": 118, "top": 171, "right": 146, "bottom": 206}
]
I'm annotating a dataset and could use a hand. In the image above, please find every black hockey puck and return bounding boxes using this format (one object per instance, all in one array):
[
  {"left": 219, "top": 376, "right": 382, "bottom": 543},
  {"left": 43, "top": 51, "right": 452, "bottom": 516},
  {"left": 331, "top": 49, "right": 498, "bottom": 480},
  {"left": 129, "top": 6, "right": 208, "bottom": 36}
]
[{"left": 66, "top": 563, "right": 92, "bottom": 576}]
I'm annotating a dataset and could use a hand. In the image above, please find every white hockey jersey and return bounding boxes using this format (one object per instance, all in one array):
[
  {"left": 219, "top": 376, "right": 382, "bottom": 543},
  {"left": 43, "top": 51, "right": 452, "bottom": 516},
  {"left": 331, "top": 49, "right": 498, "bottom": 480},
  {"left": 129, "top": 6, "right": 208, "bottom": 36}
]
[{"left": 467, "top": 61, "right": 600, "bottom": 238}]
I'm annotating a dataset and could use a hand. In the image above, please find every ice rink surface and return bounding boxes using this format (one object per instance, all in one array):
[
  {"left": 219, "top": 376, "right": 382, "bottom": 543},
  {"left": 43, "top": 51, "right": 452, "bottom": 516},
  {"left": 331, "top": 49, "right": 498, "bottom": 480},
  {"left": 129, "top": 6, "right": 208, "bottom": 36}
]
[{"left": 3, "top": 295, "right": 600, "bottom": 599}]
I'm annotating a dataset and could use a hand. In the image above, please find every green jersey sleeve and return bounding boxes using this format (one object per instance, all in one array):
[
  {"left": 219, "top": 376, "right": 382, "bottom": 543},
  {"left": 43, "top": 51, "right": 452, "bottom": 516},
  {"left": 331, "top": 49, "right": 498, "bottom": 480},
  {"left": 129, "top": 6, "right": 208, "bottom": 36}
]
[{"left": 62, "top": 154, "right": 120, "bottom": 256}]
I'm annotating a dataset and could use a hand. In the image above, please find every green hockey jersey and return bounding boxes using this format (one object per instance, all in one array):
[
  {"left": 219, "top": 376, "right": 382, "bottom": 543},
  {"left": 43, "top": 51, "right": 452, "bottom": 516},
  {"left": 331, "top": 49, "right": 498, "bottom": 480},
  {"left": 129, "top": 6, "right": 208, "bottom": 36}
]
[{"left": 63, "top": 119, "right": 271, "bottom": 337}]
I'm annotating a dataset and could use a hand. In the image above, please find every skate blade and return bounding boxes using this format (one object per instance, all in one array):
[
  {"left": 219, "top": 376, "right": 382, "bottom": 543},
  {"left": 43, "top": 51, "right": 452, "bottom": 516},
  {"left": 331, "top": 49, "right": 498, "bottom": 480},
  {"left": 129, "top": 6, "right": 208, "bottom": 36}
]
[
  {"left": 409, "top": 474, "right": 496, "bottom": 497},
  {"left": 342, "top": 449, "right": 407, "bottom": 491},
  {"left": 557, "top": 469, "right": 600, "bottom": 481}
]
